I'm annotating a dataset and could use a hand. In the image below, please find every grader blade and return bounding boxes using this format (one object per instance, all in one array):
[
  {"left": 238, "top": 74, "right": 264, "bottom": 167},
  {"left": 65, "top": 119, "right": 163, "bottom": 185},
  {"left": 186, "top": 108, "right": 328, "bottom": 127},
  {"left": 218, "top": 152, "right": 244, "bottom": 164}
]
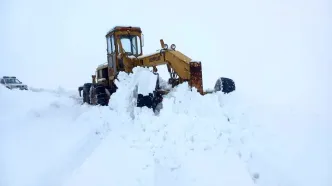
[{"left": 189, "top": 61, "right": 203, "bottom": 95}]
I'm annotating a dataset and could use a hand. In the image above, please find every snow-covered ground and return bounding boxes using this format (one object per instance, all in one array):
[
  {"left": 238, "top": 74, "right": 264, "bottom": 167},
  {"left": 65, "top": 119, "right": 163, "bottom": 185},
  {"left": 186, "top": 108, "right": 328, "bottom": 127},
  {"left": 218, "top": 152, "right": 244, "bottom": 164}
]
[{"left": 0, "top": 67, "right": 330, "bottom": 186}]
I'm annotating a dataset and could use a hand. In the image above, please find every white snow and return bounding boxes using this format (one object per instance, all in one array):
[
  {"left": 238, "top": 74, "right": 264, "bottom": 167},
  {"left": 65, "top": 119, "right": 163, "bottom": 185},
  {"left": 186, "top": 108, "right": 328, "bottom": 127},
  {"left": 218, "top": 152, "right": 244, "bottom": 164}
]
[
  {"left": 0, "top": 86, "right": 111, "bottom": 186},
  {"left": 0, "top": 67, "right": 330, "bottom": 186},
  {"left": 130, "top": 67, "right": 158, "bottom": 96},
  {"left": 138, "top": 51, "right": 163, "bottom": 59}
]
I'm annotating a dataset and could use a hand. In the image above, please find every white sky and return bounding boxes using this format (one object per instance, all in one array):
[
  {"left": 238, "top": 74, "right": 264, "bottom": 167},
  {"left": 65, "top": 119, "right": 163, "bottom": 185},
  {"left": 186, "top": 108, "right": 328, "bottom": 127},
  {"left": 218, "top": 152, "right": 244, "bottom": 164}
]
[{"left": 1, "top": 0, "right": 331, "bottom": 108}]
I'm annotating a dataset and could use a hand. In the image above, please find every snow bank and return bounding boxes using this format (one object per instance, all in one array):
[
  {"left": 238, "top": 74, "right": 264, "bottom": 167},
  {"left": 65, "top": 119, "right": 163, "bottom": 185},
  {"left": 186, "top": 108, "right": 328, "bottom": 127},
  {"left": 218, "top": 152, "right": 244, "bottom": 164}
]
[
  {"left": 62, "top": 67, "right": 332, "bottom": 186},
  {"left": 62, "top": 67, "right": 257, "bottom": 186},
  {"left": 1, "top": 67, "right": 330, "bottom": 186}
]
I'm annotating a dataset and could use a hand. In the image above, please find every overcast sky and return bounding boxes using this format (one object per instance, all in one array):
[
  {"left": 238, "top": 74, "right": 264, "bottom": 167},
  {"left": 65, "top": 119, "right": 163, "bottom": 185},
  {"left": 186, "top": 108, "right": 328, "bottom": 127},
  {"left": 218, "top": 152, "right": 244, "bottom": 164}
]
[{"left": 1, "top": 0, "right": 331, "bottom": 108}]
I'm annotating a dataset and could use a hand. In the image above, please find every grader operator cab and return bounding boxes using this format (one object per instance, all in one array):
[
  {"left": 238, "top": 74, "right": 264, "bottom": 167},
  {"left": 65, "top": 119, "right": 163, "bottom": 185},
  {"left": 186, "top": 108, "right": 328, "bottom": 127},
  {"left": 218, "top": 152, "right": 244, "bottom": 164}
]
[{"left": 78, "top": 26, "right": 235, "bottom": 111}]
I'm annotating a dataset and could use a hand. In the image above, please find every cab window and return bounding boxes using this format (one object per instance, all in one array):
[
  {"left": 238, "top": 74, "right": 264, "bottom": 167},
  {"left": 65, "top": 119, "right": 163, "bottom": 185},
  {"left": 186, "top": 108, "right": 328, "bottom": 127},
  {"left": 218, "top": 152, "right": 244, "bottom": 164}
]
[
  {"left": 120, "top": 35, "right": 141, "bottom": 56},
  {"left": 107, "top": 35, "right": 115, "bottom": 54},
  {"left": 97, "top": 69, "right": 108, "bottom": 79}
]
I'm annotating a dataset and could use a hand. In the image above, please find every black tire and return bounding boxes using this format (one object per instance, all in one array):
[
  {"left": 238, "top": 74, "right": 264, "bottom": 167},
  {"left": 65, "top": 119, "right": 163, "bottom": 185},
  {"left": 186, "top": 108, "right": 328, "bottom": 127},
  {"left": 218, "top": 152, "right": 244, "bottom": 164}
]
[
  {"left": 137, "top": 91, "right": 163, "bottom": 112},
  {"left": 95, "top": 85, "right": 108, "bottom": 106},
  {"left": 152, "top": 91, "right": 163, "bottom": 113},
  {"left": 137, "top": 93, "right": 154, "bottom": 108},
  {"left": 83, "top": 89, "right": 90, "bottom": 104},
  {"left": 135, "top": 72, "right": 164, "bottom": 112},
  {"left": 83, "top": 83, "right": 92, "bottom": 104},
  {"left": 83, "top": 83, "right": 92, "bottom": 91},
  {"left": 214, "top": 77, "right": 236, "bottom": 94},
  {"left": 95, "top": 85, "right": 106, "bottom": 94},
  {"left": 96, "top": 93, "right": 108, "bottom": 106},
  {"left": 108, "top": 83, "right": 118, "bottom": 95}
]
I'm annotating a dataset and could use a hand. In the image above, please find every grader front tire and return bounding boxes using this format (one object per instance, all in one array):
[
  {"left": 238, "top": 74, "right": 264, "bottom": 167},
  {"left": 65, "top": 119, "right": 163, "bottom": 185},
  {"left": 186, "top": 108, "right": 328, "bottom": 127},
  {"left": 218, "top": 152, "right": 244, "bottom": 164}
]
[{"left": 214, "top": 77, "right": 236, "bottom": 94}]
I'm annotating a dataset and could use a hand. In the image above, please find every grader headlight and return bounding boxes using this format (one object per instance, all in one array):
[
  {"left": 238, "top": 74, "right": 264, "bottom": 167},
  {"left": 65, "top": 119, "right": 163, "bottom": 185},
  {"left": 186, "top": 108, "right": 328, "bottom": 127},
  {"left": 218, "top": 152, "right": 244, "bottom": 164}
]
[
  {"left": 171, "top": 44, "right": 176, "bottom": 50},
  {"left": 163, "top": 44, "right": 168, "bottom": 50}
]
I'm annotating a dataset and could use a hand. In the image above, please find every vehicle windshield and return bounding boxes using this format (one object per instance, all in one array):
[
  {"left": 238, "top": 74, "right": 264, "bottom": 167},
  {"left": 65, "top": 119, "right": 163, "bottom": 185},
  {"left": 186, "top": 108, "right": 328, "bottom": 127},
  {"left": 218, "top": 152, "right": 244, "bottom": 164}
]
[
  {"left": 5, "top": 78, "right": 21, "bottom": 84},
  {"left": 120, "top": 35, "right": 141, "bottom": 56}
]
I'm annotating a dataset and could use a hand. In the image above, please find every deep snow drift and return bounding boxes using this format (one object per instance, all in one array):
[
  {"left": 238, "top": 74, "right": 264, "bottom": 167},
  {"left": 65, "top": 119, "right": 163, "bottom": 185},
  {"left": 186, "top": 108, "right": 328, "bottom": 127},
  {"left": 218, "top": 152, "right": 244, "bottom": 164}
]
[{"left": 0, "top": 67, "right": 330, "bottom": 186}]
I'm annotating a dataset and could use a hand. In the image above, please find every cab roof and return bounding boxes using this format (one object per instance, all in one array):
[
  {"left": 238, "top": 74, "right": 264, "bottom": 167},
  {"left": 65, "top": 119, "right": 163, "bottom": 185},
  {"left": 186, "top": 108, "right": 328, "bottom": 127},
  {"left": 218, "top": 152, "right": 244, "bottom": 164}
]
[
  {"left": 2, "top": 76, "right": 16, "bottom": 79},
  {"left": 96, "top": 62, "right": 108, "bottom": 71},
  {"left": 106, "top": 26, "right": 142, "bottom": 37}
]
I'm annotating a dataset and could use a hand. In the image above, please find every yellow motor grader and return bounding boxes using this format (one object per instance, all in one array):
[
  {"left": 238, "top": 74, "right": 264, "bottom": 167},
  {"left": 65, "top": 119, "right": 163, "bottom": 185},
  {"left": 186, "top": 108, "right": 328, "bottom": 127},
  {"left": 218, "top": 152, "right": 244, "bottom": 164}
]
[{"left": 78, "top": 26, "right": 235, "bottom": 111}]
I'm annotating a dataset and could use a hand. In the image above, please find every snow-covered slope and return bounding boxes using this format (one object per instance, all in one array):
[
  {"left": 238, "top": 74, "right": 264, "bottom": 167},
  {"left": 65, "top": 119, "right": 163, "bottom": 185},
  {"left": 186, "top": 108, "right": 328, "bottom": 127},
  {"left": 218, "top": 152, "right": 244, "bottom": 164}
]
[
  {"left": 0, "top": 67, "right": 330, "bottom": 186},
  {"left": 0, "top": 85, "right": 112, "bottom": 186}
]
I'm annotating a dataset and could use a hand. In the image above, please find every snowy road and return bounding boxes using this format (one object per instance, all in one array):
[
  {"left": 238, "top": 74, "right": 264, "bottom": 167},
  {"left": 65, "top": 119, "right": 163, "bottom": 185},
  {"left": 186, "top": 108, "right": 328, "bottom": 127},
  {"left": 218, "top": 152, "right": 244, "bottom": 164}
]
[{"left": 0, "top": 68, "right": 330, "bottom": 186}]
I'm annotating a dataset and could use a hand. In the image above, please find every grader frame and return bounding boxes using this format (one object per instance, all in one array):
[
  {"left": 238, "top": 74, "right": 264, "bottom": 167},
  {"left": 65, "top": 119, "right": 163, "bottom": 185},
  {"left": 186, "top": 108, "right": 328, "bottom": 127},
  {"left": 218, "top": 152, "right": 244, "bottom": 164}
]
[{"left": 78, "top": 26, "right": 235, "bottom": 110}]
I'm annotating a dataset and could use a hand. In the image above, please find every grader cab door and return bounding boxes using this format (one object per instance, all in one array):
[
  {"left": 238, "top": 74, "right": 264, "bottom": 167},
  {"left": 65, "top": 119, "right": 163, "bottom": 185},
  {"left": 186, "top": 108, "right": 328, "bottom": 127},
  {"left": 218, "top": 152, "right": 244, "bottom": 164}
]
[{"left": 106, "top": 34, "right": 117, "bottom": 79}]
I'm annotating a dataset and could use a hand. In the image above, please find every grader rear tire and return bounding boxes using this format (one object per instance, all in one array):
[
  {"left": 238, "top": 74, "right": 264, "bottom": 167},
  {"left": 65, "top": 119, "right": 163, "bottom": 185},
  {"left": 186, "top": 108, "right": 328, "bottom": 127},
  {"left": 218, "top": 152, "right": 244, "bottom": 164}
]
[
  {"left": 83, "top": 83, "right": 92, "bottom": 104},
  {"left": 94, "top": 84, "right": 109, "bottom": 106}
]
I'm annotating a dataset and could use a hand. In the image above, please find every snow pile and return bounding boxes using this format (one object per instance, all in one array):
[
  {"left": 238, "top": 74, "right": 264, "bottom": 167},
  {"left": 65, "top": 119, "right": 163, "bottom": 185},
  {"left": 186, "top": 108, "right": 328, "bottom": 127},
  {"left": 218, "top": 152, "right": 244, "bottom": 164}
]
[
  {"left": 133, "top": 68, "right": 159, "bottom": 96},
  {"left": 1, "top": 67, "right": 330, "bottom": 186},
  {"left": 62, "top": 67, "right": 258, "bottom": 186}
]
